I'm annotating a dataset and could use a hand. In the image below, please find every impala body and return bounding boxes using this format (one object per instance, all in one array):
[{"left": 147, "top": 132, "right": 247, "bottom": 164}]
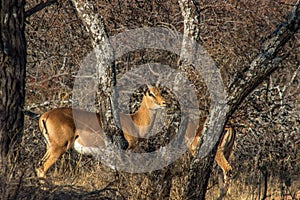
[{"left": 36, "top": 86, "right": 166, "bottom": 178}]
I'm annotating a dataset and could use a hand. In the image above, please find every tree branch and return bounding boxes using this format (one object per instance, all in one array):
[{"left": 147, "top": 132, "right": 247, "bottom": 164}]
[
  {"left": 25, "top": 0, "right": 57, "bottom": 18},
  {"left": 227, "top": 0, "right": 300, "bottom": 114}
]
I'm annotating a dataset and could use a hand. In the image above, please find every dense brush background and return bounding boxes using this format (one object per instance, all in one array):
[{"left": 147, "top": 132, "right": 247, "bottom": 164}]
[{"left": 1, "top": 0, "right": 300, "bottom": 199}]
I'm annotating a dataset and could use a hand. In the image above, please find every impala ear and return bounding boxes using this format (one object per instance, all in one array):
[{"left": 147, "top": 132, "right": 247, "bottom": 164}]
[
  {"left": 146, "top": 84, "right": 153, "bottom": 92},
  {"left": 143, "top": 84, "right": 150, "bottom": 96}
]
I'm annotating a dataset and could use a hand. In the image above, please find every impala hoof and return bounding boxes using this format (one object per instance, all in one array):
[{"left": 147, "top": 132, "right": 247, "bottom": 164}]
[
  {"left": 224, "top": 170, "right": 233, "bottom": 184},
  {"left": 35, "top": 167, "right": 46, "bottom": 179}
]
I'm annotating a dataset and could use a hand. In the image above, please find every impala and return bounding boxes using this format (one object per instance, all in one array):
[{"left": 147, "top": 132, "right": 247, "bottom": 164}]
[
  {"left": 185, "top": 117, "right": 235, "bottom": 181},
  {"left": 36, "top": 85, "right": 166, "bottom": 178}
]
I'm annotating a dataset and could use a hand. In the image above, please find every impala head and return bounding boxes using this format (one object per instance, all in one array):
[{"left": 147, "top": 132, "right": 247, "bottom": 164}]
[{"left": 144, "top": 85, "right": 167, "bottom": 110}]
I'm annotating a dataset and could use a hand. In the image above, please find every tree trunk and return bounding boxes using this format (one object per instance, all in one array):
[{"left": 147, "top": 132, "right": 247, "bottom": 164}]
[
  {"left": 178, "top": 0, "right": 220, "bottom": 199},
  {"left": 0, "top": 0, "right": 26, "bottom": 166},
  {"left": 71, "top": 0, "right": 124, "bottom": 148},
  {"left": 182, "top": 1, "right": 300, "bottom": 199}
]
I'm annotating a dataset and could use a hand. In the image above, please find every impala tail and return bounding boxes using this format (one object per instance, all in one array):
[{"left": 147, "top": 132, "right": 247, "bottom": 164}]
[{"left": 24, "top": 110, "right": 40, "bottom": 119}]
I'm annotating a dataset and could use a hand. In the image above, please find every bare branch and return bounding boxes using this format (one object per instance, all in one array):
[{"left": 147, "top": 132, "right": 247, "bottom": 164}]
[
  {"left": 25, "top": 0, "right": 57, "bottom": 18},
  {"left": 37, "top": 72, "right": 69, "bottom": 84},
  {"left": 227, "top": 0, "right": 300, "bottom": 114}
]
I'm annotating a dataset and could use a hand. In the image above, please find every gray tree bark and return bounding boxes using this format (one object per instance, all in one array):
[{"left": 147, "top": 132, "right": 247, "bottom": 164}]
[
  {"left": 0, "top": 0, "right": 26, "bottom": 166},
  {"left": 71, "top": 0, "right": 124, "bottom": 148}
]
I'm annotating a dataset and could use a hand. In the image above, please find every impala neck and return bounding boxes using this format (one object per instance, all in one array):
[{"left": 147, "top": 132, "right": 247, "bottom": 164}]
[{"left": 131, "top": 95, "right": 156, "bottom": 127}]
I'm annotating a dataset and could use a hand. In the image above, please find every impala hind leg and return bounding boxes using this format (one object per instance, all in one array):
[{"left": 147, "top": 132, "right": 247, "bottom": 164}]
[
  {"left": 123, "top": 133, "right": 138, "bottom": 150},
  {"left": 215, "top": 148, "right": 232, "bottom": 183},
  {"left": 36, "top": 149, "right": 51, "bottom": 178},
  {"left": 36, "top": 147, "right": 67, "bottom": 178}
]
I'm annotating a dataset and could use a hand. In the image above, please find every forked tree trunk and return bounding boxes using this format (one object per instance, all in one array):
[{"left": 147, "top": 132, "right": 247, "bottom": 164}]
[
  {"left": 178, "top": 0, "right": 222, "bottom": 198},
  {"left": 0, "top": 0, "right": 26, "bottom": 166},
  {"left": 181, "top": 1, "right": 300, "bottom": 199}
]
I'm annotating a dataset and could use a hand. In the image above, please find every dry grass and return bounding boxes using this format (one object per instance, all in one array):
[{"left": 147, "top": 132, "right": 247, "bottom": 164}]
[{"left": 2, "top": 117, "right": 299, "bottom": 200}]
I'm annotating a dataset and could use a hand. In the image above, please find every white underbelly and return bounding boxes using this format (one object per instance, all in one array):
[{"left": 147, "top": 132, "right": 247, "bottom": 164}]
[
  {"left": 73, "top": 139, "right": 102, "bottom": 155},
  {"left": 73, "top": 139, "right": 117, "bottom": 170}
]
